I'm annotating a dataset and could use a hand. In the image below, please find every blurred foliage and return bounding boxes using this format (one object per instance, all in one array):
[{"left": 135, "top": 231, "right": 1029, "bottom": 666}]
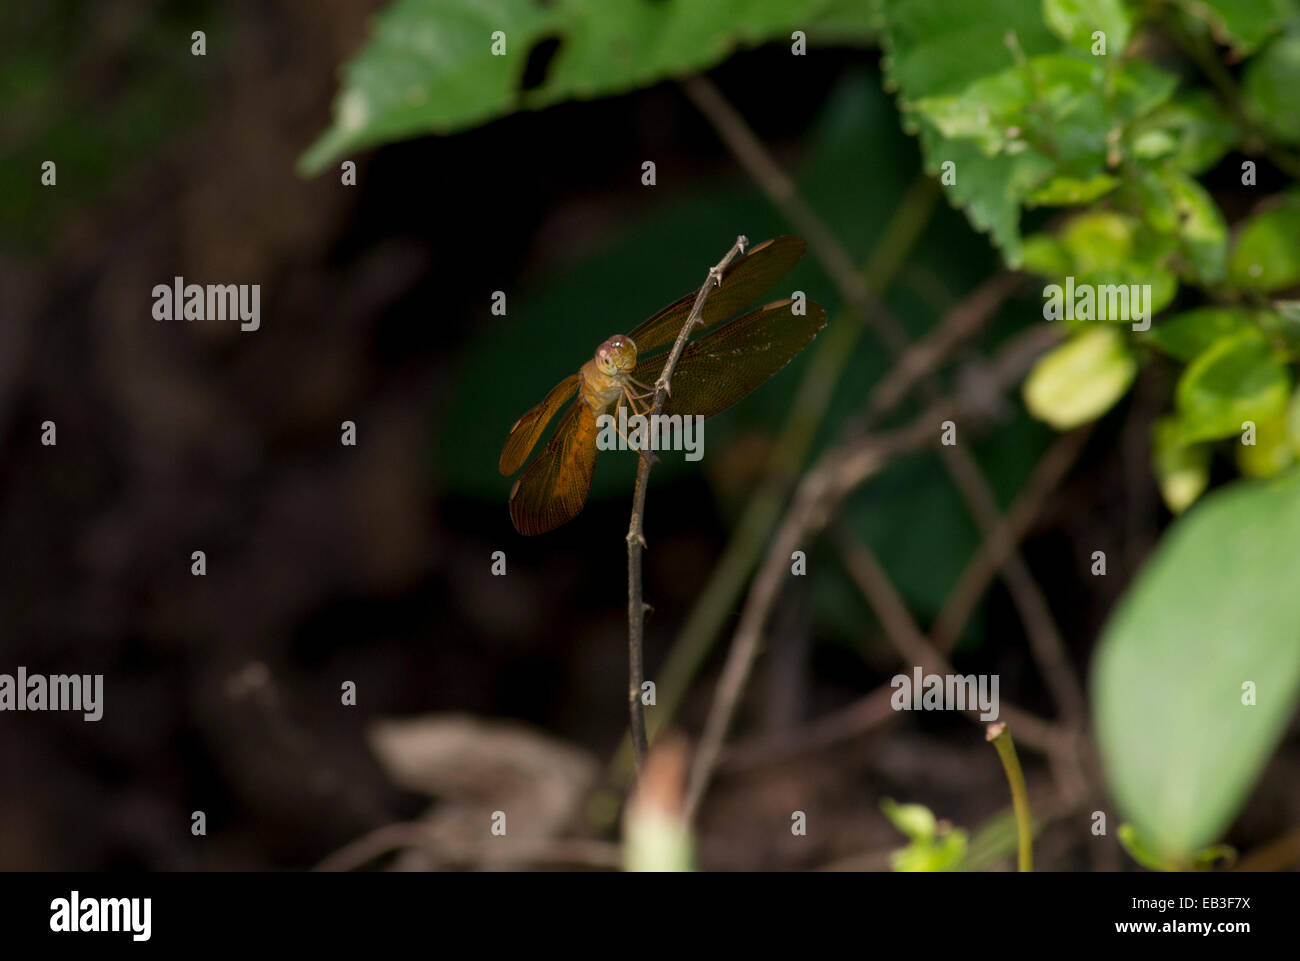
[
  {"left": 1093, "top": 474, "right": 1300, "bottom": 864},
  {"left": 0, "top": 0, "right": 211, "bottom": 254}
]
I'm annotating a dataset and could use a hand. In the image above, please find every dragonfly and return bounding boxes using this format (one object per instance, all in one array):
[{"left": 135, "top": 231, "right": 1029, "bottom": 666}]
[{"left": 499, "top": 236, "right": 825, "bottom": 535}]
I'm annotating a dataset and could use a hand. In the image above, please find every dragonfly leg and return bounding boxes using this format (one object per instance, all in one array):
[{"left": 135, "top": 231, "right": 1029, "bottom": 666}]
[{"left": 618, "top": 389, "right": 660, "bottom": 464}]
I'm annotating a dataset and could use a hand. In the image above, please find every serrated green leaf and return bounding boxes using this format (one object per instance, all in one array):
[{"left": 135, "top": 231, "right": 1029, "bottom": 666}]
[
  {"left": 1174, "top": 329, "right": 1290, "bottom": 442},
  {"left": 1094, "top": 473, "right": 1300, "bottom": 861},
  {"left": 298, "top": 0, "right": 868, "bottom": 175},
  {"left": 1024, "top": 326, "right": 1137, "bottom": 428},
  {"left": 1142, "top": 306, "right": 1255, "bottom": 361},
  {"left": 882, "top": 0, "right": 1059, "bottom": 262},
  {"left": 1229, "top": 196, "right": 1300, "bottom": 291}
]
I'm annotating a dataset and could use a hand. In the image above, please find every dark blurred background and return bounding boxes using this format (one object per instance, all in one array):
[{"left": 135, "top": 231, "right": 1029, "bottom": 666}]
[{"left": 2, "top": 0, "right": 1296, "bottom": 872}]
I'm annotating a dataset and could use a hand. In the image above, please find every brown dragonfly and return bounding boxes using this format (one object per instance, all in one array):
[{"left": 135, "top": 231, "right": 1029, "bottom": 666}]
[{"left": 499, "top": 236, "right": 825, "bottom": 535}]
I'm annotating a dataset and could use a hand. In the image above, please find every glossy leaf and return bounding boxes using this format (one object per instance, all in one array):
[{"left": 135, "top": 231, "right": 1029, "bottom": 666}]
[
  {"left": 1244, "top": 31, "right": 1300, "bottom": 144},
  {"left": 1174, "top": 329, "right": 1290, "bottom": 443},
  {"left": 1142, "top": 307, "right": 1255, "bottom": 362},
  {"left": 1023, "top": 326, "right": 1137, "bottom": 429},
  {"left": 1228, "top": 196, "right": 1300, "bottom": 292},
  {"left": 1152, "top": 417, "right": 1211, "bottom": 513}
]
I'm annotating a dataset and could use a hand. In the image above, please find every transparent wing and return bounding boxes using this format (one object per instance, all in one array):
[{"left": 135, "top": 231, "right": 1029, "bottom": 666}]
[
  {"left": 635, "top": 299, "right": 826, "bottom": 419},
  {"left": 508, "top": 400, "right": 599, "bottom": 535},
  {"left": 499, "top": 373, "right": 580, "bottom": 476},
  {"left": 627, "top": 237, "right": 807, "bottom": 354}
]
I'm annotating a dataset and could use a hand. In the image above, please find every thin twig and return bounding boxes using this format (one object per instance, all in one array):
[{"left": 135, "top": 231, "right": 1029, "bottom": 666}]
[
  {"left": 930, "top": 426, "right": 1092, "bottom": 654},
  {"left": 987, "top": 723, "right": 1033, "bottom": 872},
  {"left": 832, "top": 528, "right": 1065, "bottom": 753},
  {"left": 717, "top": 391, "right": 1085, "bottom": 785},
  {"left": 683, "top": 325, "right": 1058, "bottom": 813},
  {"left": 626, "top": 235, "right": 748, "bottom": 774}
]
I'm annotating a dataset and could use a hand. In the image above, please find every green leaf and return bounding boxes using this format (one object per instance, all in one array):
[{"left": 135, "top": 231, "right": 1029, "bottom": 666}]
[
  {"left": 1244, "top": 32, "right": 1300, "bottom": 144},
  {"left": 1020, "top": 233, "right": 1074, "bottom": 276},
  {"left": 1235, "top": 405, "right": 1295, "bottom": 476},
  {"left": 1042, "top": 0, "right": 1132, "bottom": 54},
  {"left": 882, "top": 800, "right": 968, "bottom": 871},
  {"left": 1166, "top": 173, "right": 1228, "bottom": 285},
  {"left": 298, "top": 0, "right": 866, "bottom": 174},
  {"left": 880, "top": 798, "right": 937, "bottom": 839},
  {"left": 1094, "top": 473, "right": 1300, "bottom": 861},
  {"left": 1181, "top": 0, "right": 1289, "bottom": 57},
  {"left": 1229, "top": 196, "right": 1300, "bottom": 292},
  {"left": 1025, "top": 172, "right": 1120, "bottom": 206},
  {"left": 1174, "top": 329, "right": 1291, "bottom": 442},
  {"left": 881, "top": 0, "right": 1059, "bottom": 262},
  {"left": 1129, "top": 90, "right": 1236, "bottom": 175},
  {"left": 1142, "top": 306, "right": 1255, "bottom": 362},
  {"left": 1152, "top": 417, "right": 1211, "bottom": 512},
  {"left": 1023, "top": 326, "right": 1137, "bottom": 429}
]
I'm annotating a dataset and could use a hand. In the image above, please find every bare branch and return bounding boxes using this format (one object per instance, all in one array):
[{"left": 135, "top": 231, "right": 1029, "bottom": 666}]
[{"left": 626, "top": 235, "right": 748, "bottom": 773}]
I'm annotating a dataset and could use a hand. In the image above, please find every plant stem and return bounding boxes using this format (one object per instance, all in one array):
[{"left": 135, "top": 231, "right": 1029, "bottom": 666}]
[
  {"left": 626, "top": 235, "right": 749, "bottom": 774},
  {"left": 987, "top": 722, "right": 1033, "bottom": 872}
]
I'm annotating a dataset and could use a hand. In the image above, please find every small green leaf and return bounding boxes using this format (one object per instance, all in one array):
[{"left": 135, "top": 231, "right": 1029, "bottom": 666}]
[
  {"left": 1152, "top": 417, "right": 1211, "bottom": 512},
  {"left": 891, "top": 829, "right": 968, "bottom": 872},
  {"left": 1243, "top": 32, "right": 1300, "bottom": 144},
  {"left": 1129, "top": 90, "right": 1237, "bottom": 174},
  {"left": 1042, "top": 0, "right": 1132, "bottom": 54},
  {"left": 1235, "top": 405, "right": 1295, "bottom": 477},
  {"left": 1062, "top": 210, "right": 1136, "bottom": 270},
  {"left": 1094, "top": 474, "right": 1300, "bottom": 862},
  {"left": 1020, "top": 233, "right": 1074, "bottom": 276},
  {"left": 1229, "top": 196, "right": 1300, "bottom": 292},
  {"left": 1142, "top": 306, "right": 1255, "bottom": 362},
  {"left": 1187, "top": 0, "right": 1289, "bottom": 57},
  {"left": 1025, "top": 172, "right": 1120, "bottom": 206},
  {"left": 880, "top": 798, "right": 937, "bottom": 840},
  {"left": 1024, "top": 326, "right": 1137, "bottom": 429},
  {"left": 1168, "top": 172, "right": 1228, "bottom": 285},
  {"left": 882, "top": 799, "right": 968, "bottom": 871},
  {"left": 1174, "top": 329, "right": 1290, "bottom": 442}
]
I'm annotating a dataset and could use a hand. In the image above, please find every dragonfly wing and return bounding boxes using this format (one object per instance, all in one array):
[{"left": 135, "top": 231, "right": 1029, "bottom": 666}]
[
  {"left": 508, "top": 400, "right": 599, "bottom": 535},
  {"left": 499, "top": 373, "right": 580, "bottom": 476},
  {"left": 636, "top": 299, "right": 826, "bottom": 419},
  {"left": 627, "top": 237, "right": 807, "bottom": 354}
]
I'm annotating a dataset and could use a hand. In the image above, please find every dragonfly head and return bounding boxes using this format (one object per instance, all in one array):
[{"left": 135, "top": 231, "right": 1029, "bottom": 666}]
[{"left": 595, "top": 335, "right": 638, "bottom": 376}]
